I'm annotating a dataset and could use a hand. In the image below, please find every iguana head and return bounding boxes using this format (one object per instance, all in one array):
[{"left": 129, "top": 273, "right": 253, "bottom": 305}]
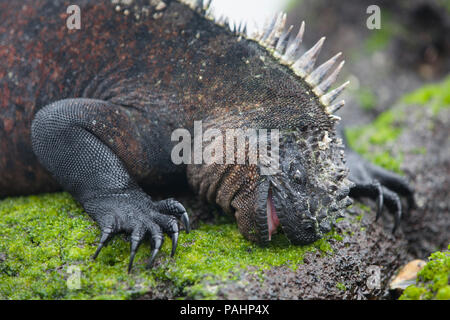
[
  {"left": 185, "top": 3, "right": 353, "bottom": 245},
  {"left": 249, "top": 128, "right": 353, "bottom": 245},
  {"left": 197, "top": 124, "right": 354, "bottom": 246}
]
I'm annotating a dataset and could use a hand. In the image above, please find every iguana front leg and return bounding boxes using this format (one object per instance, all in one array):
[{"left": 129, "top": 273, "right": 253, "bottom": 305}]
[
  {"left": 31, "top": 98, "right": 189, "bottom": 272},
  {"left": 345, "top": 147, "right": 415, "bottom": 232}
]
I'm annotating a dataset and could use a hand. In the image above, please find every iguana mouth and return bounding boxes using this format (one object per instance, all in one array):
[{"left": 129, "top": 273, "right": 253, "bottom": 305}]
[{"left": 267, "top": 189, "right": 280, "bottom": 241}]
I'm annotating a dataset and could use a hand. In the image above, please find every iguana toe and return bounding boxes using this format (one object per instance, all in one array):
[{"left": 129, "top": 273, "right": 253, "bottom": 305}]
[
  {"left": 346, "top": 148, "right": 414, "bottom": 232},
  {"left": 85, "top": 192, "right": 188, "bottom": 272},
  {"left": 147, "top": 237, "right": 163, "bottom": 269},
  {"left": 156, "top": 198, "right": 190, "bottom": 233}
]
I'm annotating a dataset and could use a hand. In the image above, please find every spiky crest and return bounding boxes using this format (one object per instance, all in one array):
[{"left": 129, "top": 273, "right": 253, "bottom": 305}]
[{"left": 178, "top": 0, "right": 348, "bottom": 118}]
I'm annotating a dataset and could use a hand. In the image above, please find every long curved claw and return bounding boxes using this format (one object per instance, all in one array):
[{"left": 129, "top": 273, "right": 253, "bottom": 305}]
[
  {"left": 392, "top": 200, "right": 402, "bottom": 234},
  {"left": 172, "top": 201, "right": 186, "bottom": 214},
  {"left": 348, "top": 180, "right": 383, "bottom": 221},
  {"left": 171, "top": 232, "right": 179, "bottom": 257},
  {"left": 128, "top": 247, "right": 138, "bottom": 273},
  {"left": 374, "top": 182, "right": 384, "bottom": 221},
  {"left": 147, "top": 249, "right": 159, "bottom": 268},
  {"left": 379, "top": 186, "right": 403, "bottom": 234},
  {"left": 157, "top": 199, "right": 190, "bottom": 233},
  {"left": 92, "top": 228, "right": 113, "bottom": 260},
  {"left": 128, "top": 232, "right": 145, "bottom": 273},
  {"left": 406, "top": 193, "right": 416, "bottom": 213},
  {"left": 86, "top": 192, "right": 189, "bottom": 271},
  {"left": 181, "top": 212, "right": 190, "bottom": 234},
  {"left": 147, "top": 237, "right": 163, "bottom": 269}
]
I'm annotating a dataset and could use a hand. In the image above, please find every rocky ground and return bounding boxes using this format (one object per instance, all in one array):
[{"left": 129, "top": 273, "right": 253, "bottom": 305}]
[{"left": 214, "top": 209, "right": 410, "bottom": 300}]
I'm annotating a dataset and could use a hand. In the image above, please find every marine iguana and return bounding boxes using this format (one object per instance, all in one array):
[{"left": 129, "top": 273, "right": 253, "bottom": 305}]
[{"left": 0, "top": 0, "right": 414, "bottom": 271}]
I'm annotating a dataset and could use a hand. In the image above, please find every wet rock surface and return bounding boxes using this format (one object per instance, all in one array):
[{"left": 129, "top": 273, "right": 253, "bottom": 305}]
[
  {"left": 139, "top": 196, "right": 412, "bottom": 299},
  {"left": 395, "top": 103, "right": 450, "bottom": 258},
  {"left": 216, "top": 208, "right": 410, "bottom": 300}
]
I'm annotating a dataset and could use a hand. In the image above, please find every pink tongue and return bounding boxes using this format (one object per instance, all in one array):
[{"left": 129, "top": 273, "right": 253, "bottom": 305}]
[{"left": 267, "top": 190, "right": 280, "bottom": 240}]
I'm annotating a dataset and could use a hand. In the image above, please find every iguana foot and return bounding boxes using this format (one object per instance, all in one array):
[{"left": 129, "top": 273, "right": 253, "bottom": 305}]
[
  {"left": 346, "top": 148, "right": 415, "bottom": 232},
  {"left": 31, "top": 98, "right": 191, "bottom": 272},
  {"left": 88, "top": 192, "right": 190, "bottom": 272}
]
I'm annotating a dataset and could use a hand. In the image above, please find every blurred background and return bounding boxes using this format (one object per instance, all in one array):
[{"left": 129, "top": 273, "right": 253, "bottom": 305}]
[{"left": 211, "top": 0, "right": 450, "bottom": 124}]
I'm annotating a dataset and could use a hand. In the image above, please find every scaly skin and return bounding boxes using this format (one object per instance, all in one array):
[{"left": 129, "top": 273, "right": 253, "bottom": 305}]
[{"left": 0, "top": 0, "right": 414, "bottom": 271}]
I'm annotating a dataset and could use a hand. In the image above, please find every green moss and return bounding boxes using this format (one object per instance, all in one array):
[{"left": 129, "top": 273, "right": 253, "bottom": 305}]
[
  {"left": 365, "top": 28, "right": 392, "bottom": 53},
  {"left": 400, "top": 245, "right": 450, "bottom": 300},
  {"left": 336, "top": 282, "right": 346, "bottom": 291},
  {"left": 402, "top": 75, "right": 450, "bottom": 115},
  {"left": 347, "top": 54, "right": 450, "bottom": 176},
  {"left": 351, "top": 110, "right": 404, "bottom": 145},
  {"left": 0, "top": 193, "right": 156, "bottom": 299},
  {"left": 0, "top": 193, "right": 341, "bottom": 300},
  {"left": 345, "top": 109, "right": 405, "bottom": 174},
  {"left": 360, "top": 203, "right": 371, "bottom": 212}
]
